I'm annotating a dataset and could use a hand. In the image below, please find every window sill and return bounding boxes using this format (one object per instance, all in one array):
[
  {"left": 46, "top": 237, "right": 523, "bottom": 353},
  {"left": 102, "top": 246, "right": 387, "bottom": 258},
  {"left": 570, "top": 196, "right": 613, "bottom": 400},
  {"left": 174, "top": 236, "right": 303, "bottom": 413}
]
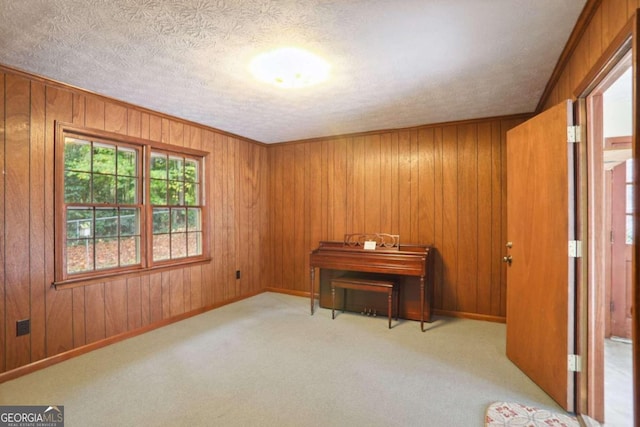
[{"left": 52, "top": 257, "right": 212, "bottom": 290}]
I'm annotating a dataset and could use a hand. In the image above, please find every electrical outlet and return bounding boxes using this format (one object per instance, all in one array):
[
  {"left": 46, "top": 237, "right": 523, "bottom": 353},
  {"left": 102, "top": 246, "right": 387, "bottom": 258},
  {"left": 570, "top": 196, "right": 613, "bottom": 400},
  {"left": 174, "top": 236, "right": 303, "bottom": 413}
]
[
  {"left": 16, "top": 319, "right": 30, "bottom": 337},
  {"left": 236, "top": 270, "right": 241, "bottom": 279}
]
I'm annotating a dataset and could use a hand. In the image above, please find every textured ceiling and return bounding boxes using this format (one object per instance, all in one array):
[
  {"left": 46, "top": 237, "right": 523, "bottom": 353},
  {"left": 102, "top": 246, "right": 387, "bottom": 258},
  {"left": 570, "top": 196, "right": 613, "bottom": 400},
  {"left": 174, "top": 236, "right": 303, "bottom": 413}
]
[{"left": 0, "top": 0, "right": 586, "bottom": 143}]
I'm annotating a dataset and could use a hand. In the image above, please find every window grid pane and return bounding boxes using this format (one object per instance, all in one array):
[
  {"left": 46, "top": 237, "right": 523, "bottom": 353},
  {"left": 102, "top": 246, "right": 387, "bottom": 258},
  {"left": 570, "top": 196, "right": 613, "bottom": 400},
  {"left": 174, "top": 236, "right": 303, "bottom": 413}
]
[
  {"left": 151, "top": 150, "right": 202, "bottom": 263},
  {"left": 65, "top": 207, "right": 142, "bottom": 275}
]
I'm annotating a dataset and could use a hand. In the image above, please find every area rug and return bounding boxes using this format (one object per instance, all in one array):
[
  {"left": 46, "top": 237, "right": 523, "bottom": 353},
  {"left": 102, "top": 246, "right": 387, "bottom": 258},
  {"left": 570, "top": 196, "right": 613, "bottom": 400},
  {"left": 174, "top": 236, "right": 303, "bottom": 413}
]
[{"left": 485, "top": 402, "right": 580, "bottom": 427}]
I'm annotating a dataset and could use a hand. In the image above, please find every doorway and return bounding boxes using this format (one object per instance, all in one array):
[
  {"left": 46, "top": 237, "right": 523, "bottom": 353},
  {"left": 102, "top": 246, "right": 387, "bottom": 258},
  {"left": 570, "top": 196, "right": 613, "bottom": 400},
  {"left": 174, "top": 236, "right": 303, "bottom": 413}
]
[{"left": 585, "top": 49, "right": 634, "bottom": 425}]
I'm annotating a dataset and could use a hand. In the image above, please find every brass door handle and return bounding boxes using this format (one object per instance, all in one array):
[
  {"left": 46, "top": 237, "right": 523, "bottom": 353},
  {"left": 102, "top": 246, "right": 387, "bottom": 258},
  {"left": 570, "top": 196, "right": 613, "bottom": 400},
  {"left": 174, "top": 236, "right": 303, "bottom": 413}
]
[{"left": 502, "top": 255, "right": 512, "bottom": 266}]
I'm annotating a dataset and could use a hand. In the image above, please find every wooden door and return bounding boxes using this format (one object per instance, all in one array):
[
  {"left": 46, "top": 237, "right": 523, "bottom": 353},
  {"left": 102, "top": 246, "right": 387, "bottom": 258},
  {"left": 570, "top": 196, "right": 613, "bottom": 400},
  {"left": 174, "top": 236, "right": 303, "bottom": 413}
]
[
  {"left": 610, "top": 160, "right": 633, "bottom": 339},
  {"left": 505, "top": 100, "right": 576, "bottom": 411}
]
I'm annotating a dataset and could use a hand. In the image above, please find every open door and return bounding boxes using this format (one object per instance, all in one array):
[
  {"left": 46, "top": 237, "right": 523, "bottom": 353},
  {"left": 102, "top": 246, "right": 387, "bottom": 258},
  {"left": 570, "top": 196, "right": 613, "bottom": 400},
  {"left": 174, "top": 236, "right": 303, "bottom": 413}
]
[
  {"left": 505, "top": 100, "right": 576, "bottom": 411},
  {"left": 610, "top": 159, "right": 634, "bottom": 340}
]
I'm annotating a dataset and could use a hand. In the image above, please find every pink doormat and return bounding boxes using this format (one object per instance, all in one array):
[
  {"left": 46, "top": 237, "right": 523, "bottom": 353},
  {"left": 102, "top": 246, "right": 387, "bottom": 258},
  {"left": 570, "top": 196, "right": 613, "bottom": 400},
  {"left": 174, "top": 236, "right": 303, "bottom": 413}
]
[{"left": 485, "top": 402, "right": 580, "bottom": 427}]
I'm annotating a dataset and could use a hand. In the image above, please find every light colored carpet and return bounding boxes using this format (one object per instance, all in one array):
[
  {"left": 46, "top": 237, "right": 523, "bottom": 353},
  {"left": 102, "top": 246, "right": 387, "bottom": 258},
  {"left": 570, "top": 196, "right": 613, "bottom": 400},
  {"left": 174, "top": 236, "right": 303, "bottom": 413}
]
[{"left": 0, "top": 292, "right": 566, "bottom": 426}]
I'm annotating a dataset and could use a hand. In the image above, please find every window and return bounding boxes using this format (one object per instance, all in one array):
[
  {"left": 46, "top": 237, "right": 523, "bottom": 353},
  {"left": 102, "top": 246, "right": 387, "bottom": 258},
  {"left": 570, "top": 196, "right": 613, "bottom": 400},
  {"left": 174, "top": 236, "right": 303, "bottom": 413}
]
[
  {"left": 625, "top": 158, "right": 634, "bottom": 244},
  {"left": 149, "top": 151, "right": 203, "bottom": 262},
  {"left": 55, "top": 123, "right": 208, "bottom": 284}
]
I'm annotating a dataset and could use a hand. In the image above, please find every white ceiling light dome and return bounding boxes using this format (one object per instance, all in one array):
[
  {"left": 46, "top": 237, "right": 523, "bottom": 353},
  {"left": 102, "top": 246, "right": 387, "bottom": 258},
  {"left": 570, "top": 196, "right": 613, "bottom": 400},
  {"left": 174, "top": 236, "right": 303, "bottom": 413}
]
[{"left": 249, "top": 47, "right": 331, "bottom": 89}]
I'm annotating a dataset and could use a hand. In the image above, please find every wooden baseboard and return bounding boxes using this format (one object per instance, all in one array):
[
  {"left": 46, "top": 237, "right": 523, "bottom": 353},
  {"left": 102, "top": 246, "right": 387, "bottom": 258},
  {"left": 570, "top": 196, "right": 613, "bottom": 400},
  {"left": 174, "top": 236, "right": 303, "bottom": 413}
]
[
  {"left": 433, "top": 309, "right": 506, "bottom": 323},
  {"left": 264, "top": 287, "right": 317, "bottom": 298},
  {"left": 0, "top": 290, "right": 265, "bottom": 384}
]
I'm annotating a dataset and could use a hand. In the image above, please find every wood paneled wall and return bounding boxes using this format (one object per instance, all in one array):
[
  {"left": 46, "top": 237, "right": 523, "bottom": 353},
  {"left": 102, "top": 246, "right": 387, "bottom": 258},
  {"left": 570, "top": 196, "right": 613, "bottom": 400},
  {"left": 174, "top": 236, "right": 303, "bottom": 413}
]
[
  {"left": 0, "top": 68, "right": 268, "bottom": 374},
  {"left": 266, "top": 117, "right": 526, "bottom": 320},
  {"left": 540, "top": 0, "right": 639, "bottom": 110}
]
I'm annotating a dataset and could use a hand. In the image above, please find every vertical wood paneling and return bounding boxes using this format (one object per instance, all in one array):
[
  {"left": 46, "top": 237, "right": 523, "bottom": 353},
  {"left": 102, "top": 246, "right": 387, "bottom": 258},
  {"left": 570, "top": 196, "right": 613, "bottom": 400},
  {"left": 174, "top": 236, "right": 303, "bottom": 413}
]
[
  {"left": 212, "top": 134, "right": 232, "bottom": 301},
  {"left": 149, "top": 272, "right": 163, "bottom": 324},
  {"left": 161, "top": 273, "right": 171, "bottom": 321},
  {"left": 127, "top": 109, "right": 141, "bottom": 138},
  {"left": 456, "top": 124, "right": 478, "bottom": 313},
  {"left": 308, "top": 142, "right": 323, "bottom": 274},
  {"left": 344, "top": 138, "right": 354, "bottom": 237},
  {"left": 84, "top": 97, "right": 105, "bottom": 129},
  {"left": 351, "top": 136, "right": 365, "bottom": 232},
  {"left": 490, "top": 122, "right": 504, "bottom": 316},
  {"left": 281, "top": 145, "right": 295, "bottom": 290},
  {"left": 30, "top": 81, "right": 46, "bottom": 361},
  {"left": 364, "top": 135, "right": 381, "bottom": 232},
  {"left": 140, "top": 274, "right": 151, "bottom": 327},
  {"left": 245, "top": 142, "right": 256, "bottom": 294},
  {"left": 258, "top": 144, "right": 269, "bottom": 293},
  {"left": 5, "top": 74, "right": 31, "bottom": 370},
  {"left": 189, "top": 266, "right": 202, "bottom": 309},
  {"left": 253, "top": 144, "right": 265, "bottom": 294},
  {"left": 211, "top": 133, "right": 225, "bottom": 296},
  {"left": 588, "top": 7, "right": 604, "bottom": 68},
  {"left": 161, "top": 118, "right": 170, "bottom": 143},
  {"left": 293, "top": 144, "right": 305, "bottom": 291},
  {"left": 72, "top": 287, "right": 86, "bottom": 347},
  {"left": 72, "top": 93, "right": 85, "bottom": 125},
  {"left": 379, "top": 133, "right": 393, "bottom": 233},
  {"left": 409, "top": 130, "right": 420, "bottom": 241},
  {"left": 85, "top": 283, "right": 105, "bottom": 344},
  {"left": 169, "top": 268, "right": 184, "bottom": 317},
  {"left": 477, "top": 122, "right": 493, "bottom": 315},
  {"left": 570, "top": 33, "right": 590, "bottom": 97},
  {"left": 417, "top": 128, "right": 435, "bottom": 245},
  {"left": 149, "top": 115, "right": 162, "bottom": 142},
  {"left": 45, "top": 86, "right": 74, "bottom": 357},
  {"left": 321, "top": 141, "right": 331, "bottom": 241},
  {"left": 227, "top": 138, "right": 237, "bottom": 299},
  {"left": 332, "top": 138, "right": 348, "bottom": 239},
  {"left": 432, "top": 127, "right": 444, "bottom": 309},
  {"left": 105, "top": 278, "right": 128, "bottom": 337},
  {"left": 140, "top": 112, "right": 150, "bottom": 139},
  {"left": 182, "top": 257, "right": 192, "bottom": 312},
  {"left": 398, "top": 131, "right": 412, "bottom": 239},
  {"left": 602, "top": 0, "right": 627, "bottom": 50},
  {"left": 127, "top": 277, "right": 142, "bottom": 331},
  {"left": 234, "top": 138, "right": 246, "bottom": 295},
  {"left": 105, "top": 103, "right": 127, "bottom": 135},
  {"left": 441, "top": 126, "right": 458, "bottom": 311},
  {"left": 269, "top": 146, "right": 283, "bottom": 287}
]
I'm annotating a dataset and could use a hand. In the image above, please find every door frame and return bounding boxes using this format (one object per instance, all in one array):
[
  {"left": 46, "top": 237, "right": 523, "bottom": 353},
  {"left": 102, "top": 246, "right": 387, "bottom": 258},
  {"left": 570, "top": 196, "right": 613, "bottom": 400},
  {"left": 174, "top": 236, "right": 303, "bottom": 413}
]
[{"left": 573, "top": 15, "right": 637, "bottom": 423}]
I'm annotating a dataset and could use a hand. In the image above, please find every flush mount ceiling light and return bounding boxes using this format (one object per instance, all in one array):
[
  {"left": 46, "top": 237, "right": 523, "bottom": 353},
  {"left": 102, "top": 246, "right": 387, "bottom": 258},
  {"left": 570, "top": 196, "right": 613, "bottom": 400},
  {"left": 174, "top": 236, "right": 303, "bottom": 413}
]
[{"left": 249, "top": 47, "right": 331, "bottom": 89}]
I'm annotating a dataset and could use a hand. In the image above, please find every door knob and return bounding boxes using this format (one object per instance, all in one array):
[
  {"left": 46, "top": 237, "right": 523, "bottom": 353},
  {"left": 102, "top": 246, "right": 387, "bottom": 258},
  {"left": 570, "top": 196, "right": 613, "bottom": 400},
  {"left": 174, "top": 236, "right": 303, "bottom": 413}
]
[
  {"left": 506, "top": 242, "right": 513, "bottom": 248},
  {"left": 502, "top": 255, "right": 513, "bottom": 266}
]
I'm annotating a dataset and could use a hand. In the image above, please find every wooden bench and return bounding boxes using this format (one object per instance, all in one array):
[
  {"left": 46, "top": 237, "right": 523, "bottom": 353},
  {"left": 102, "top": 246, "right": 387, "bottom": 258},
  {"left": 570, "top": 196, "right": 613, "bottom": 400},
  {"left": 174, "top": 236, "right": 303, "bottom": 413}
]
[{"left": 331, "top": 278, "right": 399, "bottom": 329}]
